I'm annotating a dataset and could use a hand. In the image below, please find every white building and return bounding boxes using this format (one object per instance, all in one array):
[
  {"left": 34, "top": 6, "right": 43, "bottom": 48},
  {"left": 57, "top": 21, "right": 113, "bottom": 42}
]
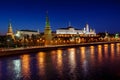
[
  {"left": 56, "top": 24, "right": 96, "bottom": 36},
  {"left": 15, "top": 30, "right": 40, "bottom": 39}
]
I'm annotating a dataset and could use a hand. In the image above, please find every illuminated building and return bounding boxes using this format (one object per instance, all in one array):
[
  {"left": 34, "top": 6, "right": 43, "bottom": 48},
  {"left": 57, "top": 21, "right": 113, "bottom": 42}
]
[
  {"left": 15, "top": 29, "right": 40, "bottom": 39},
  {"left": 56, "top": 23, "right": 96, "bottom": 36},
  {"left": 44, "top": 12, "right": 52, "bottom": 45},
  {"left": 6, "top": 22, "right": 15, "bottom": 39}
]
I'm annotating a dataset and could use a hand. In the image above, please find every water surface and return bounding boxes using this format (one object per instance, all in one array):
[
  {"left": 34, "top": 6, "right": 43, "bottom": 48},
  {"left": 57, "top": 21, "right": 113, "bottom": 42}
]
[{"left": 0, "top": 43, "right": 120, "bottom": 80}]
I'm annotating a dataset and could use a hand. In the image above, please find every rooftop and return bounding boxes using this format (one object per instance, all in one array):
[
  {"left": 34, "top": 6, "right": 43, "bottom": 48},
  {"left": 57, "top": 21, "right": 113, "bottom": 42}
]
[
  {"left": 58, "top": 26, "right": 82, "bottom": 30},
  {"left": 19, "top": 30, "right": 38, "bottom": 32}
]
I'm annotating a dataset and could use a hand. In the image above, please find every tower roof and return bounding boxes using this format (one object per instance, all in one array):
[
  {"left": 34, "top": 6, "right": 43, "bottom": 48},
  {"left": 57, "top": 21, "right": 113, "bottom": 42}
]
[
  {"left": 7, "top": 21, "right": 14, "bottom": 40},
  {"left": 8, "top": 22, "right": 12, "bottom": 28},
  {"left": 86, "top": 23, "right": 89, "bottom": 26},
  {"left": 7, "top": 22, "right": 13, "bottom": 33},
  {"left": 45, "top": 11, "right": 50, "bottom": 27},
  {"left": 68, "top": 21, "right": 71, "bottom": 26}
]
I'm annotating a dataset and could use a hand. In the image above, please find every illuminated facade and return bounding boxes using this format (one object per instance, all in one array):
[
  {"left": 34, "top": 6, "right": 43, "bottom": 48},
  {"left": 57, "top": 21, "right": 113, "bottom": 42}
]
[
  {"left": 44, "top": 12, "right": 52, "bottom": 45},
  {"left": 56, "top": 24, "right": 96, "bottom": 36},
  {"left": 6, "top": 22, "right": 15, "bottom": 39},
  {"left": 15, "top": 30, "right": 40, "bottom": 39}
]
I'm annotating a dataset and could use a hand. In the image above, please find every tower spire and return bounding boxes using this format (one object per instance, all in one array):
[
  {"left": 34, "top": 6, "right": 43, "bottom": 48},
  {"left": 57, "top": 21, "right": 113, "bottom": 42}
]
[
  {"left": 68, "top": 21, "right": 71, "bottom": 26},
  {"left": 86, "top": 23, "right": 89, "bottom": 32},
  {"left": 7, "top": 21, "right": 13, "bottom": 33},
  {"left": 6, "top": 20, "right": 15, "bottom": 39},
  {"left": 45, "top": 11, "right": 50, "bottom": 27},
  {"left": 44, "top": 11, "right": 52, "bottom": 45}
]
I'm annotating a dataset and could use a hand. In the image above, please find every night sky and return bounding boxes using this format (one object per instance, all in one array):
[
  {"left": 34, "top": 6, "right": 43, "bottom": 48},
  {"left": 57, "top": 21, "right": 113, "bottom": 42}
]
[{"left": 0, "top": 0, "right": 120, "bottom": 34}]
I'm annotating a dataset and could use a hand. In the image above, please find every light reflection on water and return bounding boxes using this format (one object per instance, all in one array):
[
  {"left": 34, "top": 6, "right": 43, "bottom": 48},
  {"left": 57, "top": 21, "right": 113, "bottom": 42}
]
[
  {"left": 21, "top": 54, "right": 30, "bottom": 80},
  {"left": 6, "top": 59, "right": 21, "bottom": 80},
  {"left": 0, "top": 43, "right": 120, "bottom": 80},
  {"left": 80, "top": 47, "right": 88, "bottom": 75},
  {"left": 110, "top": 44, "right": 115, "bottom": 61},
  {"left": 68, "top": 48, "right": 76, "bottom": 73},
  {"left": 90, "top": 46, "right": 95, "bottom": 65},
  {"left": 56, "top": 49, "right": 63, "bottom": 75},
  {"left": 117, "top": 43, "right": 120, "bottom": 54},
  {"left": 80, "top": 47, "right": 86, "bottom": 64},
  {"left": 104, "top": 44, "right": 108, "bottom": 58},
  {"left": 97, "top": 45, "right": 102, "bottom": 63},
  {"left": 68, "top": 48, "right": 77, "bottom": 80},
  {"left": 37, "top": 52, "right": 46, "bottom": 78}
]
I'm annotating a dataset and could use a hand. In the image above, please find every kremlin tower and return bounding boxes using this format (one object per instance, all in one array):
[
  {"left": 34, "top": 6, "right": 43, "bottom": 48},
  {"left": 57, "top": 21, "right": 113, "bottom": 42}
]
[
  {"left": 6, "top": 22, "right": 14, "bottom": 39},
  {"left": 44, "top": 12, "right": 52, "bottom": 45},
  {"left": 86, "top": 23, "right": 89, "bottom": 33}
]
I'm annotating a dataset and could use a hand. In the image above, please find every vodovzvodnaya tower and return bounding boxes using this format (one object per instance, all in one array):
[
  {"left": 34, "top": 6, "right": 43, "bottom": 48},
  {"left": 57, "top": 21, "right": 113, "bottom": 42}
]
[{"left": 44, "top": 12, "right": 52, "bottom": 45}]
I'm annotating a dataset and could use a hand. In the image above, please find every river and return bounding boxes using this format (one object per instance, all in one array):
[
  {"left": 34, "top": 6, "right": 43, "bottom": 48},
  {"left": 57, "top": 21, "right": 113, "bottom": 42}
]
[{"left": 0, "top": 43, "right": 120, "bottom": 80}]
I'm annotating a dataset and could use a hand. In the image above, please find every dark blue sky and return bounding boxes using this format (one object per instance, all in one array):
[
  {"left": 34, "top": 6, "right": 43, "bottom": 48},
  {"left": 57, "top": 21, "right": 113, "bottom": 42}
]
[{"left": 0, "top": 0, "right": 120, "bottom": 34}]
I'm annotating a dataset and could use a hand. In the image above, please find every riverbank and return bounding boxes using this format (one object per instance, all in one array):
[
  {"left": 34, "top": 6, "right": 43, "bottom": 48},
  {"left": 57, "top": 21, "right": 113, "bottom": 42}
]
[{"left": 0, "top": 41, "right": 120, "bottom": 57}]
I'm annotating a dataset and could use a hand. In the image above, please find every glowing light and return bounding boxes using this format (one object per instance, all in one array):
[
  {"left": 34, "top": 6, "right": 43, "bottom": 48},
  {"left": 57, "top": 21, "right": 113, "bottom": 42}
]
[
  {"left": 104, "top": 44, "right": 108, "bottom": 47},
  {"left": 90, "top": 46, "right": 94, "bottom": 54},
  {"left": 104, "top": 44, "right": 108, "bottom": 58},
  {"left": 117, "top": 43, "right": 120, "bottom": 54},
  {"left": 21, "top": 54, "right": 30, "bottom": 79},
  {"left": 13, "top": 60, "right": 21, "bottom": 73},
  {"left": 16, "top": 33, "right": 20, "bottom": 37},
  {"left": 68, "top": 48, "right": 76, "bottom": 73},
  {"left": 56, "top": 49, "right": 63, "bottom": 75},
  {"left": 98, "top": 45, "right": 102, "bottom": 63},
  {"left": 110, "top": 44, "right": 115, "bottom": 61},
  {"left": 80, "top": 47, "right": 86, "bottom": 61},
  {"left": 37, "top": 52, "right": 46, "bottom": 76},
  {"left": 6, "top": 59, "right": 21, "bottom": 79},
  {"left": 80, "top": 47, "right": 88, "bottom": 75},
  {"left": 90, "top": 46, "right": 95, "bottom": 64}
]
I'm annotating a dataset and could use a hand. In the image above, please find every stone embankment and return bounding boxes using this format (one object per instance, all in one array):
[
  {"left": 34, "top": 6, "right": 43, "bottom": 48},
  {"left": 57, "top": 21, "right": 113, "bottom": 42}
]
[{"left": 0, "top": 41, "right": 119, "bottom": 57}]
